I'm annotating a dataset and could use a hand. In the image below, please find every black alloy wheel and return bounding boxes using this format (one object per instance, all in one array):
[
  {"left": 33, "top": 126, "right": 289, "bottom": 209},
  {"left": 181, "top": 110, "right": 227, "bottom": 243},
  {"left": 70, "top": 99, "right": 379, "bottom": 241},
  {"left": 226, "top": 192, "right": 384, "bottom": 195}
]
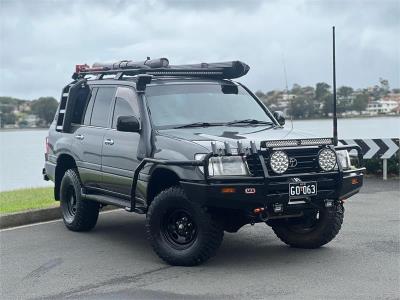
[
  {"left": 162, "top": 209, "right": 198, "bottom": 249},
  {"left": 60, "top": 169, "right": 100, "bottom": 232},
  {"left": 62, "top": 185, "right": 77, "bottom": 223},
  {"left": 146, "top": 186, "right": 224, "bottom": 266}
]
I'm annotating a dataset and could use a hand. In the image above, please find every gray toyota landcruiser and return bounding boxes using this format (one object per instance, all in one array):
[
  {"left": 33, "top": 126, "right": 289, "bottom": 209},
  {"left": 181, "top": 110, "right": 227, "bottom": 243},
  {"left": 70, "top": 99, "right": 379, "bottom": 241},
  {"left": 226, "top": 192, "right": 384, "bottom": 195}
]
[{"left": 43, "top": 58, "right": 365, "bottom": 266}]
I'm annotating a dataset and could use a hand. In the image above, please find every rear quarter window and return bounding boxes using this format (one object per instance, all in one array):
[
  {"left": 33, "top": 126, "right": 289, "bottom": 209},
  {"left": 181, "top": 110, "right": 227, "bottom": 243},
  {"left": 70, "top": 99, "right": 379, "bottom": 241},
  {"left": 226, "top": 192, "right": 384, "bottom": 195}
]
[{"left": 71, "top": 88, "right": 91, "bottom": 124}]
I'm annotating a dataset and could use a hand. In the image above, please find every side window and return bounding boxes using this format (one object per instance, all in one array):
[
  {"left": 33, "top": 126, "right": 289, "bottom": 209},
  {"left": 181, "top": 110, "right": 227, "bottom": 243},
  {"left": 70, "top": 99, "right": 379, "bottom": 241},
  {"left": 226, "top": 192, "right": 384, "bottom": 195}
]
[
  {"left": 83, "top": 88, "right": 97, "bottom": 125},
  {"left": 71, "top": 87, "right": 90, "bottom": 124},
  {"left": 90, "top": 87, "right": 116, "bottom": 127},
  {"left": 111, "top": 87, "right": 140, "bottom": 129}
]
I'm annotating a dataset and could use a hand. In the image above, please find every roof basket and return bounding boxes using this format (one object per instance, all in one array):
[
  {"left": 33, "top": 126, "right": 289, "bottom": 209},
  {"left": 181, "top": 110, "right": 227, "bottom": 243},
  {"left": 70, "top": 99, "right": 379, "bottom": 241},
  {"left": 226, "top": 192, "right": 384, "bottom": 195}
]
[{"left": 72, "top": 58, "right": 250, "bottom": 80}]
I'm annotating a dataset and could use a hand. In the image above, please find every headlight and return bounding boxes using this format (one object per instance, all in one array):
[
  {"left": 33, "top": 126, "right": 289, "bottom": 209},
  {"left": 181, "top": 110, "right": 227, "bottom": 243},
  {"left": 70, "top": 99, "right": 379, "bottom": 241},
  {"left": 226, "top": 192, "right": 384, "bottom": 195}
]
[
  {"left": 270, "top": 150, "right": 289, "bottom": 174},
  {"left": 318, "top": 148, "right": 337, "bottom": 171},
  {"left": 336, "top": 150, "right": 351, "bottom": 170},
  {"left": 194, "top": 154, "right": 250, "bottom": 176}
]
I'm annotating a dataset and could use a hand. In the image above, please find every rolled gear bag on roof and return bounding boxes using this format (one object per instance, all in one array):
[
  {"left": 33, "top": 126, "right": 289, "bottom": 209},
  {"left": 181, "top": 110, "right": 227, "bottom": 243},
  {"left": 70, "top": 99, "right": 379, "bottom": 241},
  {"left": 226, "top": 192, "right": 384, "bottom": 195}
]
[{"left": 92, "top": 58, "right": 170, "bottom": 70}]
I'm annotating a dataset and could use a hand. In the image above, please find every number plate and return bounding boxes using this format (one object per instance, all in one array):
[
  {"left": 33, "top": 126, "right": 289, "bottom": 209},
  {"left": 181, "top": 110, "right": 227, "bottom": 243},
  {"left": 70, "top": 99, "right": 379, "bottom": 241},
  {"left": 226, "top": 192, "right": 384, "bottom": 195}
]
[{"left": 289, "top": 181, "right": 317, "bottom": 198}]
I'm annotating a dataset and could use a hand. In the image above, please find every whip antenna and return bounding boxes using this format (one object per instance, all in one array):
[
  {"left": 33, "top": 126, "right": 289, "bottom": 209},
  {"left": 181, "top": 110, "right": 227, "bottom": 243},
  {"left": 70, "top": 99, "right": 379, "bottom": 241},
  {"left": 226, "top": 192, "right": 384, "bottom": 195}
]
[{"left": 332, "top": 26, "right": 338, "bottom": 145}]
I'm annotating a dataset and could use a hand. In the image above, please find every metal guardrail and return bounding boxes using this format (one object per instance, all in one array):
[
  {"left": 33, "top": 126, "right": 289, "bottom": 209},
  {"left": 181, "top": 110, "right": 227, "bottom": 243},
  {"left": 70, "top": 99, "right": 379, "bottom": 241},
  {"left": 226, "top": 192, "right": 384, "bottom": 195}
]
[{"left": 339, "top": 138, "right": 399, "bottom": 180}]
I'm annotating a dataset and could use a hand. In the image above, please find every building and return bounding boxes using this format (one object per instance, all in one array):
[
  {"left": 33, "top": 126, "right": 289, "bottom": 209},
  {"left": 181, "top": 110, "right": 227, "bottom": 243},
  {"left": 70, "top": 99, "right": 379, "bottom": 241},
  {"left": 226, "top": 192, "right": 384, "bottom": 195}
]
[{"left": 366, "top": 99, "right": 398, "bottom": 114}]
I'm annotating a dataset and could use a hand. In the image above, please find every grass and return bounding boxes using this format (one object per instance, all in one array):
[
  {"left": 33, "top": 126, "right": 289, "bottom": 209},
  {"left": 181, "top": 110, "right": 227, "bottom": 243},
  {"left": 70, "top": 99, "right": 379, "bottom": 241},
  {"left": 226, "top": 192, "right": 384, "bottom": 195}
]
[{"left": 0, "top": 187, "right": 57, "bottom": 214}]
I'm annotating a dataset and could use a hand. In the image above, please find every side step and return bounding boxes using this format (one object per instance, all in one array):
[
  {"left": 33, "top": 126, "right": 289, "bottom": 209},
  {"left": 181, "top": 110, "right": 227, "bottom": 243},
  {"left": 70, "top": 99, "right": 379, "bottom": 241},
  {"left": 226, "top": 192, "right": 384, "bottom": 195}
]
[{"left": 81, "top": 192, "right": 145, "bottom": 214}]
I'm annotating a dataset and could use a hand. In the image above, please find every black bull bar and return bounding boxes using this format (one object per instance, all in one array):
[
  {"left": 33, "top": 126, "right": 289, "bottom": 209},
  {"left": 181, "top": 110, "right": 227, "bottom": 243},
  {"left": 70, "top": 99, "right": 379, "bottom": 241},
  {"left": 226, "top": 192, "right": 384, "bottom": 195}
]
[{"left": 129, "top": 140, "right": 365, "bottom": 211}]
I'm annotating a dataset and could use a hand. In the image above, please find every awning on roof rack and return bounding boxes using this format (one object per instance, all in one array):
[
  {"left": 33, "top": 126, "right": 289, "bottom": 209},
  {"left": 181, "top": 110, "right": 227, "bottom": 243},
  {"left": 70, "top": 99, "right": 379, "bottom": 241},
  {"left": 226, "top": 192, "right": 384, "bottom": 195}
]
[{"left": 73, "top": 58, "right": 250, "bottom": 80}]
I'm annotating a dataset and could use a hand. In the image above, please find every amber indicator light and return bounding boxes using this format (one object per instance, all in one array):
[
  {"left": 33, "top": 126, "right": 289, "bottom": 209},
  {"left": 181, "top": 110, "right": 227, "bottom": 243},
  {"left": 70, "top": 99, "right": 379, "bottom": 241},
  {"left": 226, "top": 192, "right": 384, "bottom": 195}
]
[{"left": 221, "top": 187, "right": 236, "bottom": 194}]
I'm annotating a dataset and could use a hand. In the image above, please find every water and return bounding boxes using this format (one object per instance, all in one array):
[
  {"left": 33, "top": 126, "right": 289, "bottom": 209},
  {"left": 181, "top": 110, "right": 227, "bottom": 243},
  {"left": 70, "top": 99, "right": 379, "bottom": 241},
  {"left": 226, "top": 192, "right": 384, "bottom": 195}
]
[
  {"left": 292, "top": 117, "right": 400, "bottom": 139},
  {"left": 0, "top": 117, "right": 399, "bottom": 191},
  {"left": 0, "top": 129, "right": 54, "bottom": 192}
]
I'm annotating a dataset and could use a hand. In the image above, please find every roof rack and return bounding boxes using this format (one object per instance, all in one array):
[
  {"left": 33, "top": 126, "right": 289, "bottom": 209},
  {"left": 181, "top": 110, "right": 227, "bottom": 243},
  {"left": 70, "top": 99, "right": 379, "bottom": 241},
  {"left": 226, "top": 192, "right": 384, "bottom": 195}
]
[{"left": 72, "top": 57, "right": 250, "bottom": 81}]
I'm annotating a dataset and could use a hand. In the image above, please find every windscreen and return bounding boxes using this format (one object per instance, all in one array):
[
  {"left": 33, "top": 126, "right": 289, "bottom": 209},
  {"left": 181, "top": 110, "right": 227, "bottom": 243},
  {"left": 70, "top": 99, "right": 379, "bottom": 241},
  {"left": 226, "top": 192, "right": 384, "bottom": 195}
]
[{"left": 146, "top": 84, "right": 273, "bottom": 128}]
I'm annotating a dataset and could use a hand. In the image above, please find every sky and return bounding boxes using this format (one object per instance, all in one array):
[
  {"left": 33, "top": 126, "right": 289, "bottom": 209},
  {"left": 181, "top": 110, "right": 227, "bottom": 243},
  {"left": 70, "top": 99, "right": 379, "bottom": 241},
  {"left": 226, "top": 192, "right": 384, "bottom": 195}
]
[{"left": 0, "top": 0, "right": 399, "bottom": 100}]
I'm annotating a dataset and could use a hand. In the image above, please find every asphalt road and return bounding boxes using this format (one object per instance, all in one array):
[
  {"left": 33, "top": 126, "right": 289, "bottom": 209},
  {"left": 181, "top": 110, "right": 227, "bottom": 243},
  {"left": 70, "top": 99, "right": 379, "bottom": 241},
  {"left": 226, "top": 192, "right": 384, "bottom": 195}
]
[{"left": 1, "top": 178, "right": 399, "bottom": 300}]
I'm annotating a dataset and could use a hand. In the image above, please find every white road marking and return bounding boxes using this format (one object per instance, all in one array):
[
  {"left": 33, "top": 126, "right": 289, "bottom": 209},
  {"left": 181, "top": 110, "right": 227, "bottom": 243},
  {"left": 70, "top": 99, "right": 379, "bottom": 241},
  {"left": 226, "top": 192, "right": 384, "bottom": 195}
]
[
  {"left": 0, "top": 219, "right": 62, "bottom": 232},
  {"left": 0, "top": 209, "right": 123, "bottom": 232}
]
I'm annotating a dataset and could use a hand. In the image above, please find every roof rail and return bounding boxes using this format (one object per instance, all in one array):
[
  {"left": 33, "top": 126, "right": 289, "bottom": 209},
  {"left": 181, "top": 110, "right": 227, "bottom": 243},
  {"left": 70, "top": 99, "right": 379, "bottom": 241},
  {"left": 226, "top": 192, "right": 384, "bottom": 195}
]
[{"left": 72, "top": 58, "right": 250, "bottom": 80}]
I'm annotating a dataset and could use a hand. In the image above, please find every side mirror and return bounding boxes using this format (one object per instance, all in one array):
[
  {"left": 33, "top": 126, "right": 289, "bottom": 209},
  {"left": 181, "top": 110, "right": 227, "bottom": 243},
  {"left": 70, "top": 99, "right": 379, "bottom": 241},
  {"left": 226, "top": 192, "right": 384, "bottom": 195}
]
[
  {"left": 117, "top": 115, "right": 140, "bottom": 133},
  {"left": 273, "top": 111, "right": 285, "bottom": 126}
]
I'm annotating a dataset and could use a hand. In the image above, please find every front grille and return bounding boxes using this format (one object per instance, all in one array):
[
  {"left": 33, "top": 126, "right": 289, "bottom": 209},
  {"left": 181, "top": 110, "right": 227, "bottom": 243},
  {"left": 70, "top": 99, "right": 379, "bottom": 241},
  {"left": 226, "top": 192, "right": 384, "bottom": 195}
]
[{"left": 246, "top": 147, "right": 322, "bottom": 176}]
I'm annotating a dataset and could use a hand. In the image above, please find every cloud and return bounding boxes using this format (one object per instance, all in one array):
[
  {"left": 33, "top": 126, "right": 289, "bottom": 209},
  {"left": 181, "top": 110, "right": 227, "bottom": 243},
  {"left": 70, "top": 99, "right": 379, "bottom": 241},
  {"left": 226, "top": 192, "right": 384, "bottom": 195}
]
[{"left": 0, "top": 0, "right": 398, "bottom": 99}]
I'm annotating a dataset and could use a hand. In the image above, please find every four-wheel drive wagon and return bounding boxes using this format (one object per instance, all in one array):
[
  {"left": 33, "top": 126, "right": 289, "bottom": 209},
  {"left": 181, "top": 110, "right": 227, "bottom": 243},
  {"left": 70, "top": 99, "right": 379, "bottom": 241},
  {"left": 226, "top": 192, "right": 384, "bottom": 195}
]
[{"left": 43, "top": 58, "right": 364, "bottom": 266}]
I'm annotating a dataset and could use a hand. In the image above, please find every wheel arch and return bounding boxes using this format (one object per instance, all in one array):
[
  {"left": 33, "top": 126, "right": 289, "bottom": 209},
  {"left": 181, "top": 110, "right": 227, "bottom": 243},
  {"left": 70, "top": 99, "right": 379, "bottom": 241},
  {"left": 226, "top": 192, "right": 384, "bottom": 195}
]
[
  {"left": 55, "top": 153, "right": 78, "bottom": 200},
  {"left": 146, "top": 166, "right": 181, "bottom": 206}
]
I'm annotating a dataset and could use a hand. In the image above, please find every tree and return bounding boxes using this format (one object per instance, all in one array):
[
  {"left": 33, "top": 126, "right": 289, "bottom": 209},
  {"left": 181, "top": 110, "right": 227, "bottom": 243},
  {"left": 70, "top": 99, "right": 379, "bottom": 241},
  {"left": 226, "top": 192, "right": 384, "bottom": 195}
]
[
  {"left": 315, "top": 82, "right": 330, "bottom": 101},
  {"left": 315, "top": 82, "right": 332, "bottom": 117},
  {"left": 30, "top": 97, "right": 59, "bottom": 125},
  {"left": 0, "top": 103, "right": 16, "bottom": 127},
  {"left": 337, "top": 86, "right": 354, "bottom": 114},
  {"left": 302, "top": 86, "right": 315, "bottom": 96},
  {"left": 369, "top": 79, "right": 390, "bottom": 101},
  {"left": 290, "top": 84, "right": 302, "bottom": 95},
  {"left": 0, "top": 111, "right": 16, "bottom": 127},
  {"left": 352, "top": 93, "right": 369, "bottom": 114},
  {"left": 287, "top": 95, "right": 316, "bottom": 119},
  {"left": 338, "top": 86, "right": 353, "bottom": 98},
  {"left": 255, "top": 90, "right": 265, "bottom": 98},
  {"left": 321, "top": 94, "right": 334, "bottom": 116},
  {"left": 379, "top": 78, "right": 389, "bottom": 93}
]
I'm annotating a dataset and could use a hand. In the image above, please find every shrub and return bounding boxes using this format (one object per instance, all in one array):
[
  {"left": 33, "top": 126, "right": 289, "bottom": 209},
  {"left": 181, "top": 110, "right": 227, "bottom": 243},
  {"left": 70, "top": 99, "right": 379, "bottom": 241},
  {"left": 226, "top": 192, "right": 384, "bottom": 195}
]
[{"left": 364, "top": 155, "right": 399, "bottom": 176}]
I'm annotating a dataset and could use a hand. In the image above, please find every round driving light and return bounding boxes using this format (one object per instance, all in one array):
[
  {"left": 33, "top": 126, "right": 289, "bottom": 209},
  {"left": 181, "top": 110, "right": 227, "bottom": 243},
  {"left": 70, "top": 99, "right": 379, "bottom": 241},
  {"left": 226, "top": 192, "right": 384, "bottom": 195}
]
[
  {"left": 270, "top": 151, "right": 289, "bottom": 174},
  {"left": 318, "top": 148, "right": 337, "bottom": 171}
]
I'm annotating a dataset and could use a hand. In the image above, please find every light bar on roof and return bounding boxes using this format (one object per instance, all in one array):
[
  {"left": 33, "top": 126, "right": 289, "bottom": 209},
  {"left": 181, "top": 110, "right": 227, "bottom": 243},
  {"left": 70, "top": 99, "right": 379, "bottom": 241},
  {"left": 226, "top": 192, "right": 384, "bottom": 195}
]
[{"left": 148, "top": 71, "right": 223, "bottom": 76}]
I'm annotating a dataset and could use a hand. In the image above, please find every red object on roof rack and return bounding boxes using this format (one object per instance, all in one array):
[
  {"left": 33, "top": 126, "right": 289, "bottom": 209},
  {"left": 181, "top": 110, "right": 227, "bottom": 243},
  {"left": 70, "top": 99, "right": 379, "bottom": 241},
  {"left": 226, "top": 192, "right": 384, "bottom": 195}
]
[{"left": 75, "top": 64, "right": 108, "bottom": 73}]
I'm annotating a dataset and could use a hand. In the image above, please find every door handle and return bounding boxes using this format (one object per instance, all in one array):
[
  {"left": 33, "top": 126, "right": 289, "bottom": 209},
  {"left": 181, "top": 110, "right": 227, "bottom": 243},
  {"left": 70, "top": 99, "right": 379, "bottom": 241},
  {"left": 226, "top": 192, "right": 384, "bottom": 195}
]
[
  {"left": 75, "top": 134, "right": 84, "bottom": 140},
  {"left": 104, "top": 139, "right": 114, "bottom": 145}
]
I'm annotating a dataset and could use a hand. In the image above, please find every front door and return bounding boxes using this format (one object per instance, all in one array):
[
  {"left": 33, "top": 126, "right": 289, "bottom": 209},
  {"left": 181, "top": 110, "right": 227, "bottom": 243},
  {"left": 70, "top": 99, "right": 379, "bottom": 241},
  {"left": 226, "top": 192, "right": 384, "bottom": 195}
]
[{"left": 101, "top": 86, "right": 141, "bottom": 196}]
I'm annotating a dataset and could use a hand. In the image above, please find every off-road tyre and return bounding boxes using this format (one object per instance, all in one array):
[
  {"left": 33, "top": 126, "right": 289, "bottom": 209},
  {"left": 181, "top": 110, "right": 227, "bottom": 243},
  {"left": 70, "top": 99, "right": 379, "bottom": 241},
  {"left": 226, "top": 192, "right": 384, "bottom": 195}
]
[
  {"left": 60, "top": 169, "right": 99, "bottom": 231},
  {"left": 146, "top": 186, "right": 224, "bottom": 266},
  {"left": 270, "top": 203, "right": 344, "bottom": 249}
]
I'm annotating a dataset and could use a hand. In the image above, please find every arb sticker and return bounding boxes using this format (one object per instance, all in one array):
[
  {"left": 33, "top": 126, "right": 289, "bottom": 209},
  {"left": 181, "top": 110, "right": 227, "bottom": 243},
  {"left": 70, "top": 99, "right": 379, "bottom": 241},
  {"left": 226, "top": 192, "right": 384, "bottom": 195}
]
[{"left": 245, "top": 188, "right": 256, "bottom": 194}]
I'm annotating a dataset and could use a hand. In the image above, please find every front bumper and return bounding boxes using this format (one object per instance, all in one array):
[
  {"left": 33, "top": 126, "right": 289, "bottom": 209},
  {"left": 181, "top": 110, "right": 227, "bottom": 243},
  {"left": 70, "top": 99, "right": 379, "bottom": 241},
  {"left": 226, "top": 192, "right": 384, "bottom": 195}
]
[
  {"left": 130, "top": 141, "right": 365, "bottom": 213},
  {"left": 180, "top": 168, "right": 364, "bottom": 210}
]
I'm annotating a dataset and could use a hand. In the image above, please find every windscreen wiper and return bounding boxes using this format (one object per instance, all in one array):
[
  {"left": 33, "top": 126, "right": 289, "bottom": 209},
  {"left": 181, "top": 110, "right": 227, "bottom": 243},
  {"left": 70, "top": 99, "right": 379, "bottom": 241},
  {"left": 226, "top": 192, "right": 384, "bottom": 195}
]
[
  {"left": 227, "top": 119, "right": 275, "bottom": 126},
  {"left": 173, "top": 122, "right": 225, "bottom": 129}
]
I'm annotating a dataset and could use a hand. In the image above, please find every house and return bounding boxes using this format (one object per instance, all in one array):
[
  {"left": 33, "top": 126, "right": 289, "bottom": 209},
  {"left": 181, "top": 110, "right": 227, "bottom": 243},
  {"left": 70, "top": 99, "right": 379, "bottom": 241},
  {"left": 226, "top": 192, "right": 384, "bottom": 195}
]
[
  {"left": 367, "top": 99, "right": 398, "bottom": 114},
  {"left": 19, "top": 114, "right": 38, "bottom": 127}
]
